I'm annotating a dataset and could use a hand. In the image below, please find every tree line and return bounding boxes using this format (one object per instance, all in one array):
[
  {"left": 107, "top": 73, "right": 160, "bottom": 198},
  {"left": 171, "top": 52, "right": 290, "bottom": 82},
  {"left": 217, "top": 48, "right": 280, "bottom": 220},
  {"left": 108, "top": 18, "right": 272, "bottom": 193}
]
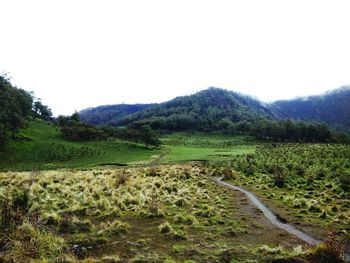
[
  {"left": 0, "top": 75, "right": 160, "bottom": 148},
  {"left": 218, "top": 118, "right": 348, "bottom": 143},
  {"left": 0, "top": 75, "right": 52, "bottom": 145},
  {"left": 57, "top": 113, "right": 160, "bottom": 147}
]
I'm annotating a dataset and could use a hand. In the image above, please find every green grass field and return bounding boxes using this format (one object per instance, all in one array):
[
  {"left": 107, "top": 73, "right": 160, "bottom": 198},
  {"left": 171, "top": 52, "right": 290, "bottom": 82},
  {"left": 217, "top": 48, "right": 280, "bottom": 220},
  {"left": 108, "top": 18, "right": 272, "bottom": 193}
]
[
  {"left": 0, "top": 120, "right": 160, "bottom": 171},
  {"left": 0, "top": 121, "right": 256, "bottom": 171},
  {"left": 0, "top": 122, "right": 349, "bottom": 262},
  {"left": 161, "top": 133, "right": 256, "bottom": 162}
]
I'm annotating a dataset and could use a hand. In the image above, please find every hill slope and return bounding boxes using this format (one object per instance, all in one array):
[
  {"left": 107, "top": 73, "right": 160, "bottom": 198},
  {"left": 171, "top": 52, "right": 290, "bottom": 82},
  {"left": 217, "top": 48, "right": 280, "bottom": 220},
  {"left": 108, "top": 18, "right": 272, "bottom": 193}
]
[
  {"left": 116, "top": 87, "right": 273, "bottom": 131},
  {"left": 0, "top": 120, "right": 159, "bottom": 171},
  {"left": 79, "top": 86, "right": 350, "bottom": 131},
  {"left": 79, "top": 104, "right": 157, "bottom": 125},
  {"left": 271, "top": 86, "right": 350, "bottom": 129}
]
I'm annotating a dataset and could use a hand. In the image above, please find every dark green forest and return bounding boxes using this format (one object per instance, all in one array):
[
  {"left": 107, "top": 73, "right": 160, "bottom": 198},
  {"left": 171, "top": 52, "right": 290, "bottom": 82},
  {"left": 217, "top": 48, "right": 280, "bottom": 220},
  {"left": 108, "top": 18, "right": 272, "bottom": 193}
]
[
  {"left": 79, "top": 104, "right": 156, "bottom": 125},
  {"left": 79, "top": 87, "right": 349, "bottom": 143},
  {"left": 1, "top": 76, "right": 349, "bottom": 146},
  {"left": 271, "top": 86, "right": 350, "bottom": 130}
]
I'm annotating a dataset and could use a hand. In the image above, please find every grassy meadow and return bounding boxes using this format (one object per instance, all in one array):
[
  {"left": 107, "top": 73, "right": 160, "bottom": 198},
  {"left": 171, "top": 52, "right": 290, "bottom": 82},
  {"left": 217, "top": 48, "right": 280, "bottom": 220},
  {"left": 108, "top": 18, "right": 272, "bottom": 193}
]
[
  {"left": 223, "top": 144, "right": 350, "bottom": 236},
  {"left": 0, "top": 120, "right": 161, "bottom": 171},
  {"left": 0, "top": 121, "right": 349, "bottom": 262},
  {"left": 1, "top": 164, "right": 311, "bottom": 262}
]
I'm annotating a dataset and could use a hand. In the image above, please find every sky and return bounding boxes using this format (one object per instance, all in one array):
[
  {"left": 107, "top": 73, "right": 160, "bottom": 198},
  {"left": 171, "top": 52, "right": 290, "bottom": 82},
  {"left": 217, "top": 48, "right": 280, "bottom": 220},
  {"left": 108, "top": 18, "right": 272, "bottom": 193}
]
[{"left": 1, "top": 0, "right": 350, "bottom": 116}]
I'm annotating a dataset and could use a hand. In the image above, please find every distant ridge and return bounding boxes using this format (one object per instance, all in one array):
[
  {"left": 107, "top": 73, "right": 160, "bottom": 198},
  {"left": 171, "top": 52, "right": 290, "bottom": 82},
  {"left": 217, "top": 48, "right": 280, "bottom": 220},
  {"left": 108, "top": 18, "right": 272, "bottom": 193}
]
[
  {"left": 271, "top": 86, "right": 350, "bottom": 130},
  {"left": 106, "top": 87, "right": 272, "bottom": 131},
  {"left": 79, "top": 104, "right": 157, "bottom": 125},
  {"left": 79, "top": 86, "right": 350, "bottom": 130}
]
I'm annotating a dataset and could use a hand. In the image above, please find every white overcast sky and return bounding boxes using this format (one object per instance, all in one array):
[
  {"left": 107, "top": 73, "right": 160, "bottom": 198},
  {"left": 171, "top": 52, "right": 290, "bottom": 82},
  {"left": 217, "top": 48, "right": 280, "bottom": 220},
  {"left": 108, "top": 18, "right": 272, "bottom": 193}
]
[{"left": 1, "top": 0, "right": 350, "bottom": 116}]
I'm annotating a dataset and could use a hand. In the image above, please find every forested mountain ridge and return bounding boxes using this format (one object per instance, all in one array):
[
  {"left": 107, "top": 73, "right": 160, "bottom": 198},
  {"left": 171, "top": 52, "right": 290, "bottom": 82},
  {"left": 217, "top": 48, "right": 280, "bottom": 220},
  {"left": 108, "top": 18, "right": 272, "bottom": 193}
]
[
  {"left": 271, "top": 86, "right": 350, "bottom": 130},
  {"left": 79, "top": 104, "right": 157, "bottom": 125},
  {"left": 115, "top": 87, "right": 273, "bottom": 131},
  {"left": 78, "top": 86, "right": 350, "bottom": 132}
]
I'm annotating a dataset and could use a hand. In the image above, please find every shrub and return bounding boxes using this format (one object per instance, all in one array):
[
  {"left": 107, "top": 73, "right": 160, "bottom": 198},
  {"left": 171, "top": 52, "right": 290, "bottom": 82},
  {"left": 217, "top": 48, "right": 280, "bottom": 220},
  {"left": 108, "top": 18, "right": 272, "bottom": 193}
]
[
  {"left": 272, "top": 167, "right": 286, "bottom": 188},
  {"left": 307, "top": 232, "right": 345, "bottom": 263},
  {"left": 339, "top": 173, "right": 350, "bottom": 192},
  {"left": 147, "top": 194, "right": 165, "bottom": 218},
  {"left": 223, "top": 167, "right": 236, "bottom": 180}
]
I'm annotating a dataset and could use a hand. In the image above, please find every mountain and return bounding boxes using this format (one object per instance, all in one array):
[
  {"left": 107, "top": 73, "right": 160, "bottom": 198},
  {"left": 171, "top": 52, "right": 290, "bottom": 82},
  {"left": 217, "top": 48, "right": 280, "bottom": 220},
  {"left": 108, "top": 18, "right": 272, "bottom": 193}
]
[
  {"left": 271, "top": 86, "right": 350, "bottom": 130},
  {"left": 79, "top": 104, "right": 157, "bottom": 125},
  {"left": 79, "top": 86, "right": 350, "bottom": 131},
  {"left": 85, "top": 88, "right": 273, "bottom": 131}
]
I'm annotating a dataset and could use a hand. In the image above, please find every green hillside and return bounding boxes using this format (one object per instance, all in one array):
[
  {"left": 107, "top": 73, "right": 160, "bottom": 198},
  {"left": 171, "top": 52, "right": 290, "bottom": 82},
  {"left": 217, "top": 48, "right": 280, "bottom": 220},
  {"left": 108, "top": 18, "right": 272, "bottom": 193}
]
[
  {"left": 79, "top": 86, "right": 350, "bottom": 133},
  {"left": 79, "top": 104, "right": 157, "bottom": 125},
  {"left": 116, "top": 87, "right": 273, "bottom": 131},
  {"left": 0, "top": 120, "right": 160, "bottom": 171}
]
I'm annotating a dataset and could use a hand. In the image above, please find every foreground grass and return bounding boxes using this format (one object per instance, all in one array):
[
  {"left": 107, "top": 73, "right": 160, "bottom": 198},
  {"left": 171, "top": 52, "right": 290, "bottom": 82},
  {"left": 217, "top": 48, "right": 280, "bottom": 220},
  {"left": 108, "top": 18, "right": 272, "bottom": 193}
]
[
  {"left": 0, "top": 164, "right": 308, "bottom": 262},
  {"left": 0, "top": 122, "right": 256, "bottom": 171}
]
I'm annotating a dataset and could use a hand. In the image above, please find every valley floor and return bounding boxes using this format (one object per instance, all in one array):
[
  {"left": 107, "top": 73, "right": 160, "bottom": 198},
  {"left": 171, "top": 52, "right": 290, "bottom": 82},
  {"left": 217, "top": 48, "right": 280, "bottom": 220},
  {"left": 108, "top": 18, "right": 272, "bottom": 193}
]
[{"left": 1, "top": 163, "right": 341, "bottom": 262}]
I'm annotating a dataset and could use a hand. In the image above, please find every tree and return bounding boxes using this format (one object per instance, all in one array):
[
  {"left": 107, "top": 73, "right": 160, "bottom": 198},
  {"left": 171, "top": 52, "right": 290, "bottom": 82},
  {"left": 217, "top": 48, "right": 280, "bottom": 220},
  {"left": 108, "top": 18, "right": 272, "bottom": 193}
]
[
  {"left": 0, "top": 75, "right": 33, "bottom": 139},
  {"left": 33, "top": 101, "right": 53, "bottom": 121},
  {"left": 136, "top": 125, "right": 160, "bottom": 148}
]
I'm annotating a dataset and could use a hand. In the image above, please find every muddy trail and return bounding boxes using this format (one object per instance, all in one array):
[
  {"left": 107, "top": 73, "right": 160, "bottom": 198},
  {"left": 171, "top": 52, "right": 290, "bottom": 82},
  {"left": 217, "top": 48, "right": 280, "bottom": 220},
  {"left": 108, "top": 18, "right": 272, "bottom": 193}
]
[
  {"left": 215, "top": 177, "right": 320, "bottom": 245},
  {"left": 214, "top": 177, "right": 350, "bottom": 261}
]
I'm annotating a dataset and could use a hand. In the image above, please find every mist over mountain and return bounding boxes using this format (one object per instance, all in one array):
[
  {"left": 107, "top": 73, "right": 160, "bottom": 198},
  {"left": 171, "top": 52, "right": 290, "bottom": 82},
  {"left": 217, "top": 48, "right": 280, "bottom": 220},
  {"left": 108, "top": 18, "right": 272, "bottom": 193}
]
[{"left": 270, "top": 86, "right": 350, "bottom": 130}]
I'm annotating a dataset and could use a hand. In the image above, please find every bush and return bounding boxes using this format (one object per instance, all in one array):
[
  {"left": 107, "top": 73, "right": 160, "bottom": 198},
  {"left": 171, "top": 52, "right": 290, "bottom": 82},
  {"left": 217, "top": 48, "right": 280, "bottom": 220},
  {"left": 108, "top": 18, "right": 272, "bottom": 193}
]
[
  {"left": 272, "top": 167, "right": 286, "bottom": 188},
  {"left": 339, "top": 173, "right": 350, "bottom": 192},
  {"left": 307, "top": 232, "right": 345, "bottom": 263},
  {"left": 223, "top": 167, "right": 236, "bottom": 180}
]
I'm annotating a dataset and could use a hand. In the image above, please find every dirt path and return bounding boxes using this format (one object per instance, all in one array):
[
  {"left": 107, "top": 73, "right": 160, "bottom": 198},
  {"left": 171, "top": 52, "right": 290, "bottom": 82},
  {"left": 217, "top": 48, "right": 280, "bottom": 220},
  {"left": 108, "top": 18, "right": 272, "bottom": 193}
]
[{"left": 215, "top": 177, "right": 320, "bottom": 245}]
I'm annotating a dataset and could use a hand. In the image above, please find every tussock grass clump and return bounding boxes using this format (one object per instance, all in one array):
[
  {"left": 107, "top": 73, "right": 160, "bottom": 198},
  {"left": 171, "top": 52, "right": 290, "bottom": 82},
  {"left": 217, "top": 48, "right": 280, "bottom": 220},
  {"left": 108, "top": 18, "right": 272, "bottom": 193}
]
[
  {"left": 194, "top": 205, "right": 215, "bottom": 218},
  {"left": 9, "top": 220, "right": 65, "bottom": 262},
  {"left": 98, "top": 220, "right": 131, "bottom": 236},
  {"left": 339, "top": 173, "right": 350, "bottom": 192},
  {"left": 101, "top": 255, "right": 121, "bottom": 262},
  {"left": 146, "top": 194, "right": 165, "bottom": 218},
  {"left": 257, "top": 245, "right": 284, "bottom": 255},
  {"left": 43, "top": 211, "right": 62, "bottom": 225},
  {"left": 130, "top": 252, "right": 166, "bottom": 263},
  {"left": 223, "top": 167, "right": 236, "bottom": 180},
  {"left": 159, "top": 221, "right": 173, "bottom": 234},
  {"left": 115, "top": 170, "right": 130, "bottom": 187},
  {"left": 307, "top": 233, "right": 345, "bottom": 263},
  {"left": 159, "top": 221, "right": 187, "bottom": 240},
  {"left": 174, "top": 214, "right": 197, "bottom": 225},
  {"left": 1, "top": 188, "right": 30, "bottom": 236}
]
